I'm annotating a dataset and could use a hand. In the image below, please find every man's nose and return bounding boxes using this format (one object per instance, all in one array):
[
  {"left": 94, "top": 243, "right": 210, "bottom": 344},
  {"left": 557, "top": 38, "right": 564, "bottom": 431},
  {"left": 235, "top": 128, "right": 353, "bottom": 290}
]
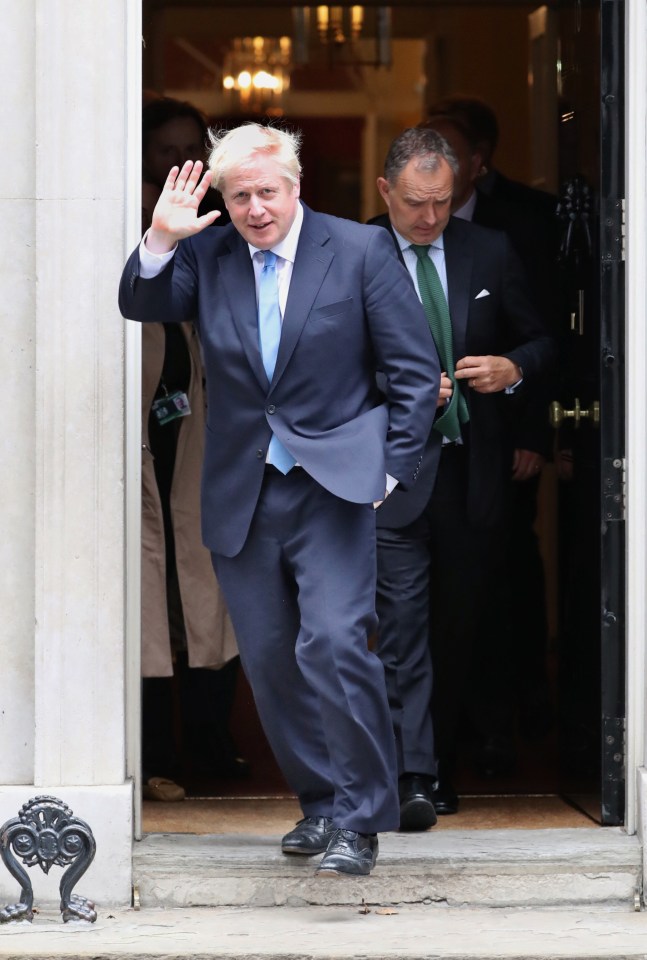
[
  {"left": 249, "top": 194, "right": 265, "bottom": 217},
  {"left": 420, "top": 204, "right": 438, "bottom": 227}
]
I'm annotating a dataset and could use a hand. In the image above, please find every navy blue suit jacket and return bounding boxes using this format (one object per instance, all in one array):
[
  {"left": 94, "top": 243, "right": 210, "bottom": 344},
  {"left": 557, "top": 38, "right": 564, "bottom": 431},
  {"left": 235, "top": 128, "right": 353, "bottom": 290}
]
[
  {"left": 119, "top": 205, "right": 440, "bottom": 557},
  {"left": 372, "top": 214, "right": 556, "bottom": 530}
]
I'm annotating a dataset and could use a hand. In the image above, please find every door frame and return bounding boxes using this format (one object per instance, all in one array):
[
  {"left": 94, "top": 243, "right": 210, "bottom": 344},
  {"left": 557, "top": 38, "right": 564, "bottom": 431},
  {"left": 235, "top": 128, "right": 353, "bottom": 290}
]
[
  {"left": 600, "top": 0, "right": 626, "bottom": 827},
  {"left": 123, "top": 0, "right": 647, "bottom": 837},
  {"left": 125, "top": 0, "right": 143, "bottom": 840},
  {"left": 624, "top": 0, "right": 647, "bottom": 837}
]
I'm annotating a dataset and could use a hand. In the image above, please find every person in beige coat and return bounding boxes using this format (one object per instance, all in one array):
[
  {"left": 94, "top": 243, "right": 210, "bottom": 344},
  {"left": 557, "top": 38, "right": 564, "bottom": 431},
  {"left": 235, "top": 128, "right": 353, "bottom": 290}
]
[
  {"left": 141, "top": 98, "right": 242, "bottom": 801},
  {"left": 141, "top": 320, "right": 245, "bottom": 799},
  {"left": 142, "top": 321, "right": 238, "bottom": 678}
]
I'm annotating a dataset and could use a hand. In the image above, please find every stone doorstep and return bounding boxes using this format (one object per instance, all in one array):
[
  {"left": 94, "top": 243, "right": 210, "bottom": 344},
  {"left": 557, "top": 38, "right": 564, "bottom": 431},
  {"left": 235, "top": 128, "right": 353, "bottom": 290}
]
[
  {"left": 133, "top": 827, "right": 642, "bottom": 910},
  {"left": 2, "top": 903, "right": 647, "bottom": 960}
]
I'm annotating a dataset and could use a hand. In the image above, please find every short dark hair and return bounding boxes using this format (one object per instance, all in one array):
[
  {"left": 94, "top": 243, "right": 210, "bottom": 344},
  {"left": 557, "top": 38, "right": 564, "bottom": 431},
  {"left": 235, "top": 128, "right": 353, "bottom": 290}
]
[
  {"left": 426, "top": 96, "right": 499, "bottom": 154},
  {"left": 142, "top": 97, "right": 209, "bottom": 153},
  {"left": 383, "top": 127, "right": 459, "bottom": 184},
  {"left": 422, "top": 114, "right": 479, "bottom": 153}
]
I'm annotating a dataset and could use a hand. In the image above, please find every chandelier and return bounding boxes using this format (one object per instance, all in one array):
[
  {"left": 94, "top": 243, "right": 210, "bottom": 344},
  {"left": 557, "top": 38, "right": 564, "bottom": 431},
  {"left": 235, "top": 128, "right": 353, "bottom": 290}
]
[
  {"left": 220, "top": 6, "right": 391, "bottom": 110},
  {"left": 315, "top": 6, "right": 365, "bottom": 45},
  {"left": 222, "top": 36, "right": 292, "bottom": 109},
  {"left": 293, "top": 6, "right": 392, "bottom": 68}
]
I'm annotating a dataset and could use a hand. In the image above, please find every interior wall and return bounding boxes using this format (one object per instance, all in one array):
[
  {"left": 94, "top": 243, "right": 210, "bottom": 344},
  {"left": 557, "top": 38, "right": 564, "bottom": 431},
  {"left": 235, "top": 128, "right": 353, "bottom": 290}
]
[
  {"left": 423, "top": 5, "right": 533, "bottom": 184},
  {"left": 144, "top": 3, "right": 537, "bottom": 188}
]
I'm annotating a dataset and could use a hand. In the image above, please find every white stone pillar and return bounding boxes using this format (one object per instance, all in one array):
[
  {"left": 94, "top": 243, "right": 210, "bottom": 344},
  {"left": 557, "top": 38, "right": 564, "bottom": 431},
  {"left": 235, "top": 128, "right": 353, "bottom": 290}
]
[
  {"left": 0, "top": 0, "right": 136, "bottom": 906},
  {"left": 0, "top": 1, "right": 36, "bottom": 786}
]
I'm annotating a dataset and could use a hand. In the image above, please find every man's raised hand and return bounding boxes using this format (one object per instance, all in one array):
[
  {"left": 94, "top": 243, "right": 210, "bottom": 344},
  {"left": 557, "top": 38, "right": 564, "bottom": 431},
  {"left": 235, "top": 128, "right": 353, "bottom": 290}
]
[{"left": 146, "top": 160, "right": 221, "bottom": 254}]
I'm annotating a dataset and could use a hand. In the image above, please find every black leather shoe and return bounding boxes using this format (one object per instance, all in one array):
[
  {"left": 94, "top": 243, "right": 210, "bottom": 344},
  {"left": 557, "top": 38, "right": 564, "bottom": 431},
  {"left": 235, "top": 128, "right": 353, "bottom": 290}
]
[
  {"left": 315, "top": 829, "right": 378, "bottom": 877},
  {"left": 398, "top": 774, "right": 438, "bottom": 831},
  {"left": 432, "top": 777, "right": 459, "bottom": 815},
  {"left": 281, "top": 817, "right": 336, "bottom": 856}
]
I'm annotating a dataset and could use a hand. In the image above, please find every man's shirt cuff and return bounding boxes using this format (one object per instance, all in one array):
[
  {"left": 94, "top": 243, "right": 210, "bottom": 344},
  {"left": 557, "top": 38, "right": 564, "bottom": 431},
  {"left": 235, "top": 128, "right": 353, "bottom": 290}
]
[
  {"left": 505, "top": 376, "right": 523, "bottom": 395},
  {"left": 139, "top": 230, "right": 177, "bottom": 279}
]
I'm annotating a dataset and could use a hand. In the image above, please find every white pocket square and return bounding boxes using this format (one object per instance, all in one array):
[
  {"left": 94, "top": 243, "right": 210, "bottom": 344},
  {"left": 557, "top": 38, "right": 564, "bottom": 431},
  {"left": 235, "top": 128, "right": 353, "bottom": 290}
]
[{"left": 475, "top": 289, "right": 490, "bottom": 299}]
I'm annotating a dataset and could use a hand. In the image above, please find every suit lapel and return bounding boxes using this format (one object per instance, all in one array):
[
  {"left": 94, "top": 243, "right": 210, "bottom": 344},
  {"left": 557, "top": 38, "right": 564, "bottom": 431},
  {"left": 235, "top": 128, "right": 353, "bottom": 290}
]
[
  {"left": 270, "top": 206, "right": 333, "bottom": 390},
  {"left": 377, "top": 214, "right": 471, "bottom": 362},
  {"left": 374, "top": 215, "right": 406, "bottom": 265},
  {"left": 218, "top": 233, "right": 269, "bottom": 391},
  {"left": 444, "top": 218, "right": 472, "bottom": 363}
]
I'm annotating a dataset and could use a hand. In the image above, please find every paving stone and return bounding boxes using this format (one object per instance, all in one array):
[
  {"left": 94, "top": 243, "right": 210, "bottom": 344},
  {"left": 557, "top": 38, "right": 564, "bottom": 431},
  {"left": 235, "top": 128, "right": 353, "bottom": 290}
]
[{"left": 1, "top": 902, "right": 647, "bottom": 960}]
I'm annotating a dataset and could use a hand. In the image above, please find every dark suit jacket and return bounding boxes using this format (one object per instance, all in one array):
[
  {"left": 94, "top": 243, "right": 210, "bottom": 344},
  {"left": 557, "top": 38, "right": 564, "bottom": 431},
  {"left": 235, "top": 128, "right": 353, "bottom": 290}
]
[
  {"left": 371, "top": 214, "right": 555, "bottom": 530},
  {"left": 120, "top": 204, "right": 440, "bottom": 557},
  {"left": 481, "top": 170, "right": 557, "bottom": 223},
  {"left": 472, "top": 190, "right": 559, "bottom": 313},
  {"left": 472, "top": 191, "right": 560, "bottom": 459}
]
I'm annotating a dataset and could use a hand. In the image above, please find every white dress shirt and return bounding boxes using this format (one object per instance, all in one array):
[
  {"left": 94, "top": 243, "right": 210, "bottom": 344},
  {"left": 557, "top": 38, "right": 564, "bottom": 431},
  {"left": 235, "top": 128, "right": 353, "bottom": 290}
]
[
  {"left": 391, "top": 226, "right": 449, "bottom": 302},
  {"left": 248, "top": 200, "right": 302, "bottom": 311},
  {"left": 452, "top": 190, "right": 478, "bottom": 223}
]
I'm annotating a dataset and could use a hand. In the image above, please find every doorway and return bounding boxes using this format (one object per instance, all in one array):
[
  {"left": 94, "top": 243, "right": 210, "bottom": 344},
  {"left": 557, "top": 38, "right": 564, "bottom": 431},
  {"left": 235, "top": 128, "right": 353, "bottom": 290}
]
[{"left": 137, "top": 0, "right": 625, "bottom": 829}]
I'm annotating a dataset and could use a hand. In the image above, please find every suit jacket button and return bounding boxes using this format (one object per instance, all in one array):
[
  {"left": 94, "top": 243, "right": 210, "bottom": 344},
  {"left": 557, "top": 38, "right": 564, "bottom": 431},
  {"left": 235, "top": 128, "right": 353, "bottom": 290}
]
[
  {"left": 267, "top": 404, "right": 276, "bottom": 414},
  {"left": 256, "top": 449, "right": 265, "bottom": 459}
]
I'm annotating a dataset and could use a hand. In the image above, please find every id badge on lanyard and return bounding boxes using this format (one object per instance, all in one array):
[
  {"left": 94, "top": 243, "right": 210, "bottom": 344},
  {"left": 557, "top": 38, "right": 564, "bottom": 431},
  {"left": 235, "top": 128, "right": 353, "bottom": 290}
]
[{"left": 151, "top": 389, "right": 191, "bottom": 426}]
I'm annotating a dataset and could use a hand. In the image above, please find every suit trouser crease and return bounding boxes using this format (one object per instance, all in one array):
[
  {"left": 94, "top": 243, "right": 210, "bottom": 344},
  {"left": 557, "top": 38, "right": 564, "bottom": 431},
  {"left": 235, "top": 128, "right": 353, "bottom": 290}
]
[
  {"left": 376, "top": 526, "right": 437, "bottom": 777},
  {"left": 426, "top": 447, "right": 505, "bottom": 767},
  {"left": 377, "top": 445, "right": 506, "bottom": 774},
  {"left": 212, "top": 469, "right": 399, "bottom": 833}
]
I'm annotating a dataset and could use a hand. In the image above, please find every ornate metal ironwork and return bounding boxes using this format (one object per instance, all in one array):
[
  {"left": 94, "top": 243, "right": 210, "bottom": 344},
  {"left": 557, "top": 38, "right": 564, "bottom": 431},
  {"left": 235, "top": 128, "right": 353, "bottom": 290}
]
[
  {"left": 0, "top": 795, "right": 97, "bottom": 923},
  {"left": 557, "top": 174, "right": 594, "bottom": 267}
]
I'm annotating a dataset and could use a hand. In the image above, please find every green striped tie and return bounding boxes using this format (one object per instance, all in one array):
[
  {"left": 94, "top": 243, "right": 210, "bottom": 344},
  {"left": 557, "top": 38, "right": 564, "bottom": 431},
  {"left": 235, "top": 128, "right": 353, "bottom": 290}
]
[{"left": 410, "top": 243, "right": 469, "bottom": 442}]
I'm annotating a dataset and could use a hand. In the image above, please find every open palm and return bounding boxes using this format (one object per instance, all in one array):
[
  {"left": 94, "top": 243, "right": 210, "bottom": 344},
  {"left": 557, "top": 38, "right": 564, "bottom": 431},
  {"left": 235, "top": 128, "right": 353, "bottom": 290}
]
[{"left": 149, "top": 160, "right": 220, "bottom": 249}]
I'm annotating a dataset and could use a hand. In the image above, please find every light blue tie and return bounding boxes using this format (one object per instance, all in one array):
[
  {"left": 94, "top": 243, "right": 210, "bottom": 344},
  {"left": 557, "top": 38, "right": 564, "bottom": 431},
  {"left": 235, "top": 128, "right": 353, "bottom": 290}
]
[{"left": 258, "top": 250, "right": 296, "bottom": 474}]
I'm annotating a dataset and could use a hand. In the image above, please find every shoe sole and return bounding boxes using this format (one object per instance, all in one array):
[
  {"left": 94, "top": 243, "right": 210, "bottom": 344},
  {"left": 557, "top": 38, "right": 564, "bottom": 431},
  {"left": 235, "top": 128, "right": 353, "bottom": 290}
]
[
  {"left": 315, "top": 868, "right": 371, "bottom": 878},
  {"left": 399, "top": 799, "right": 438, "bottom": 831},
  {"left": 281, "top": 846, "right": 328, "bottom": 856},
  {"left": 315, "top": 851, "right": 378, "bottom": 877}
]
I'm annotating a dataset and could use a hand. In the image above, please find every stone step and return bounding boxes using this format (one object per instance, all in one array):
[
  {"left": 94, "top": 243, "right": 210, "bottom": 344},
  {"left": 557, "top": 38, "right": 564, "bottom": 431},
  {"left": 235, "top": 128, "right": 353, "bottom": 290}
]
[
  {"left": 133, "top": 827, "right": 641, "bottom": 910},
  {"left": 2, "top": 902, "right": 647, "bottom": 960}
]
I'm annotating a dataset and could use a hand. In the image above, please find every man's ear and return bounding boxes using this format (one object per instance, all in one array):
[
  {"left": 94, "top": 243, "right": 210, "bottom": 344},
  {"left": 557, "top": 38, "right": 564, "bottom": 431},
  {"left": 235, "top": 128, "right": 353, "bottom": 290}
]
[
  {"left": 376, "top": 177, "right": 390, "bottom": 204},
  {"left": 475, "top": 141, "right": 491, "bottom": 176},
  {"left": 469, "top": 151, "right": 484, "bottom": 184}
]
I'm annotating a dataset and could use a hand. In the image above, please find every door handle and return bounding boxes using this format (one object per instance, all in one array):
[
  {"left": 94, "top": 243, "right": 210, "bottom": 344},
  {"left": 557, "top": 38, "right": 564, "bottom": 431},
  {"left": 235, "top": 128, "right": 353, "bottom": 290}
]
[
  {"left": 550, "top": 398, "right": 600, "bottom": 428},
  {"left": 569, "top": 289, "right": 585, "bottom": 336}
]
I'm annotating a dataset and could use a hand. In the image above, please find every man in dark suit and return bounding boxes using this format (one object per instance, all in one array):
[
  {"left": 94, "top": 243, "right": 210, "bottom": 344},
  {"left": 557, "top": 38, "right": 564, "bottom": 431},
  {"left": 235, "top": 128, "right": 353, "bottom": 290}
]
[
  {"left": 424, "top": 109, "right": 559, "bottom": 320},
  {"left": 427, "top": 95, "right": 558, "bottom": 222},
  {"left": 424, "top": 112, "right": 560, "bottom": 774},
  {"left": 119, "top": 123, "right": 439, "bottom": 875},
  {"left": 371, "top": 127, "right": 554, "bottom": 825}
]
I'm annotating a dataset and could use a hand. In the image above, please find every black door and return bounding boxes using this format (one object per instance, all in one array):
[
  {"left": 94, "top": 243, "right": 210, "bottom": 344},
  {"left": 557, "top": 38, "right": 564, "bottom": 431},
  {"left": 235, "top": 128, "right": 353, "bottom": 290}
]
[{"left": 554, "top": 0, "right": 625, "bottom": 824}]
